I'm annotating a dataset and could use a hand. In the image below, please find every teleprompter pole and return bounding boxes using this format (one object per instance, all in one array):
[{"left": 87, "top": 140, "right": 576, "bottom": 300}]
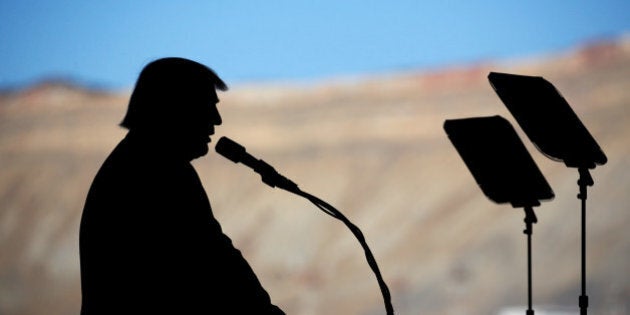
[
  {"left": 523, "top": 206, "right": 537, "bottom": 315},
  {"left": 577, "top": 168, "right": 593, "bottom": 315}
]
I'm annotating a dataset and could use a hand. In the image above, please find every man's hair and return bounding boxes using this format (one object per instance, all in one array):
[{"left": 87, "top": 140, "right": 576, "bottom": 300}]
[{"left": 120, "top": 57, "right": 228, "bottom": 130}]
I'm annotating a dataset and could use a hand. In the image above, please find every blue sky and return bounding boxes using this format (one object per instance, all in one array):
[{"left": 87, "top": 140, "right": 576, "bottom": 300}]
[{"left": 1, "top": 1, "right": 628, "bottom": 89}]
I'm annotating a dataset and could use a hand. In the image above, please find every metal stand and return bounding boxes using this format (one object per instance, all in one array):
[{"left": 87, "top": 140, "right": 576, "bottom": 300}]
[
  {"left": 577, "top": 168, "right": 593, "bottom": 315},
  {"left": 523, "top": 206, "right": 538, "bottom": 315}
]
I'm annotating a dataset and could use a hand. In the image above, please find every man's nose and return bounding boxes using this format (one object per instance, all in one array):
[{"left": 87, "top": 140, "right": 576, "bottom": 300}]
[
  {"left": 212, "top": 114, "right": 222, "bottom": 126},
  {"left": 210, "top": 107, "right": 222, "bottom": 126}
]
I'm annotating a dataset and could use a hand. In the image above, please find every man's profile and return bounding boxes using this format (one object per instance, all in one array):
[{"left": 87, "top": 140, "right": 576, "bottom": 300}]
[{"left": 79, "top": 57, "right": 284, "bottom": 314}]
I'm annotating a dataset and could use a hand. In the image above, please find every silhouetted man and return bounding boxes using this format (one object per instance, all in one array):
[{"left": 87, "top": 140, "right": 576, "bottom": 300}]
[{"left": 79, "top": 58, "right": 284, "bottom": 314}]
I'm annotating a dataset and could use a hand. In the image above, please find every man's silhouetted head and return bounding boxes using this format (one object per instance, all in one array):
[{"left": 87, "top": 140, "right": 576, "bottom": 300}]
[{"left": 121, "top": 58, "right": 228, "bottom": 160}]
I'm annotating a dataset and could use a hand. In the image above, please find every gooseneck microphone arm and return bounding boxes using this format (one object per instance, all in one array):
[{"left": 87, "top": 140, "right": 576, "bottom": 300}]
[
  {"left": 215, "top": 137, "right": 299, "bottom": 191},
  {"left": 215, "top": 137, "right": 394, "bottom": 315}
]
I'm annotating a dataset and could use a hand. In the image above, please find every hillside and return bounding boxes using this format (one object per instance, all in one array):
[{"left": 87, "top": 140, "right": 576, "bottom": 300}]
[{"left": 1, "top": 37, "right": 629, "bottom": 314}]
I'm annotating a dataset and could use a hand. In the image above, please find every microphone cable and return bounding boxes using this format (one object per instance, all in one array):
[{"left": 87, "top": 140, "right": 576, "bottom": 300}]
[{"left": 286, "top": 187, "right": 394, "bottom": 315}]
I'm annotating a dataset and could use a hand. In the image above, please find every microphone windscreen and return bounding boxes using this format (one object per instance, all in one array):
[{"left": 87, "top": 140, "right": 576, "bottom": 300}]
[{"left": 215, "top": 137, "right": 245, "bottom": 163}]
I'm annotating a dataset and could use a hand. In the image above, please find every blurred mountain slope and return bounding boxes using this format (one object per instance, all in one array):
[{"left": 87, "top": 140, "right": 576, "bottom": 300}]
[{"left": 1, "top": 36, "right": 629, "bottom": 315}]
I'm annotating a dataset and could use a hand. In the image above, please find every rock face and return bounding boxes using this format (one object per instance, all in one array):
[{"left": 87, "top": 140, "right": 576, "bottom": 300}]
[{"left": 1, "top": 38, "right": 629, "bottom": 315}]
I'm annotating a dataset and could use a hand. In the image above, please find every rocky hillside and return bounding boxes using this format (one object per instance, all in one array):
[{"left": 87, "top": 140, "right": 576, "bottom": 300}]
[{"left": 1, "top": 37, "right": 629, "bottom": 314}]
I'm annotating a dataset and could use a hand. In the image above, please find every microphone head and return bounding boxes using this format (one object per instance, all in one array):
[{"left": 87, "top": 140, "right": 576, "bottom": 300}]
[{"left": 215, "top": 136, "right": 245, "bottom": 163}]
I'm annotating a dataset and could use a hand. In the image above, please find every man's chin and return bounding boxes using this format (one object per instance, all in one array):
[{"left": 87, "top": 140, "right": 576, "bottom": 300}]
[{"left": 187, "top": 144, "right": 209, "bottom": 161}]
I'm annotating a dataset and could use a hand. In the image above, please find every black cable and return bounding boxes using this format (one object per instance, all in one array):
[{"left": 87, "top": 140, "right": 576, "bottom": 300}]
[{"left": 290, "top": 188, "right": 395, "bottom": 315}]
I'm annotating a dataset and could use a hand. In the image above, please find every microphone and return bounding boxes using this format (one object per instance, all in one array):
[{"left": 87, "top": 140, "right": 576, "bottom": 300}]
[
  {"left": 216, "top": 136, "right": 394, "bottom": 315},
  {"left": 215, "top": 137, "right": 298, "bottom": 191}
]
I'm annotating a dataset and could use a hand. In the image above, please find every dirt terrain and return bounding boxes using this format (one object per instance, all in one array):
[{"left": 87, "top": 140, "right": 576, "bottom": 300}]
[{"left": 1, "top": 37, "right": 629, "bottom": 314}]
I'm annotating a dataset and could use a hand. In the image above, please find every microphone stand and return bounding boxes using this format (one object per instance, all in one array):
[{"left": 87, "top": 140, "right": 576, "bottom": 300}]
[{"left": 215, "top": 137, "right": 394, "bottom": 314}]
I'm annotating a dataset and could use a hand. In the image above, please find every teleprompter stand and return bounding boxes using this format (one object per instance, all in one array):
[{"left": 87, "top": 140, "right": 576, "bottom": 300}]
[
  {"left": 444, "top": 116, "right": 554, "bottom": 315},
  {"left": 523, "top": 206, "right": 537, "bottom": 315},
  {"left": 488, "top": 72, "right": 607, "bottom": 315},
  {"left": 577, "top": 167, "right": 593, "bottom": 314}
]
